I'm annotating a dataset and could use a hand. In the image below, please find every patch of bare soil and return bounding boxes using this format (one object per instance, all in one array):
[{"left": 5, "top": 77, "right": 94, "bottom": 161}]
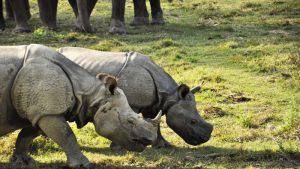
[
  {"left": 222, "top": 92, "right": 251, "bottom": 104},
  {"left": 203, "top": 106, "right": 226, "bottom": 118}
]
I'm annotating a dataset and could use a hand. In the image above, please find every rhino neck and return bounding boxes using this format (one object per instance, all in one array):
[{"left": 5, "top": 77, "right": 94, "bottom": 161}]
[{"left": 71, "top": 83, "right": 107, "bottom": 128}]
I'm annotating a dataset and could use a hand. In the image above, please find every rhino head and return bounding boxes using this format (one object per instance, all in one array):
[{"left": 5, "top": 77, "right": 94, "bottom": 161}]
[
  {"left": 90, "top": 74, "right": 161, "bottom": 152},
  {"left": 164, "top": 84, "right": 213, "bottom": 145}
]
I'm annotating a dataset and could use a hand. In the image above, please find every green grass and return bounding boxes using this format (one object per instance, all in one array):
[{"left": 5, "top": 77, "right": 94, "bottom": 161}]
[{"left": 0, "top": 0, "right": 300, "bottom": 168}]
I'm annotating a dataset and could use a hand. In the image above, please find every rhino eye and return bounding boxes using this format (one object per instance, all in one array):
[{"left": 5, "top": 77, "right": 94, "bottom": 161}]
[{"left": 191, "top": 119, "right": 197, "bottom": 125}]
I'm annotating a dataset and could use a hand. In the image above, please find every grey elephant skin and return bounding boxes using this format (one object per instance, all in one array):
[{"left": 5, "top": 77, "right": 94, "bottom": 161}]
[
  {"left": 58, "top": 47, "right": 214, "bottom": 148},
  {"left": 1, "top": 0, "right": 95, "bottom": 33},
  {"left": 1, "top": 0, "right": 166, "bottom": 34},
  {"left": 0, "top": 44, "right": 161, "bottom": 168}
]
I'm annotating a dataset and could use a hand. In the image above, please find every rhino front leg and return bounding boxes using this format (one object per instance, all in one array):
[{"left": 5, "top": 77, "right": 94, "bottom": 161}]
[
  {"left": 38, "top": 115, "right": 91, "bottom": 168},
  {"left": 10, "top": 126, "right": 41, "bottom": 166},
  {"left": 152, "top": 125, "right": 173, "bottom": 148}
]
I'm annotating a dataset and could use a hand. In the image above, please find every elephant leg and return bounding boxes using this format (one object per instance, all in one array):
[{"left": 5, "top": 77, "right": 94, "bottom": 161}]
[
  {"left": 130, "top": 0, "right": 149, "bottom": 26},
  {"left": 10, "top": 126, "right": 41, "bottom": 166},
  {"left": 38, "top": 115, "right": 91, "bottom": 168},
  {"left": 0, "top": 0, "right": 5, "bottom": 30},
  {"left": 149, "top": 0, "right": 165, "bottom": 25},
  {"left": 73, "top": 0, "right": 96, "bottom": 33},
  {"left": 5, "top": 0, "right": 13, "bottom": 20},
  {"left": 68, "top": 0, "right": 78, "bottom": 17},
  {"left": 24, "top": 0, "right": 31, "bottom": 21},
  {"left": 152, "top": 125, "right": 173, "bottom": 148},
  {"left": 9, "top": 0, "right": 31, "bottom": 32},
  {"left": 37, "top": 0, "right": 58, "bottom": 30},
  {"left": 109, "top": 0, "right": 126, "bottom": 34}
]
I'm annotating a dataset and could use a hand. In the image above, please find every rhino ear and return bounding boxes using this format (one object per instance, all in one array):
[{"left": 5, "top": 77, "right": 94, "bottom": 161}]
[
  {"left": 96, "top": 73, "right": 111, "bottom": 81},
  {"left": 105, "top": 76, "right": 117, "bottom": 95},
  {"left": 178, "top": 84, "right": 190, "bottom": 99},
  {"left": 96, "top": 73, "right": 118, "bottom": 95}
]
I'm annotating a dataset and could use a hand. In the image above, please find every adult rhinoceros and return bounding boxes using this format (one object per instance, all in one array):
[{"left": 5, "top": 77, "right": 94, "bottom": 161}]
[
  {"left": 58, "top": 47, "right": 213, "bottom": 148},
  {"left": 0, "top": 44, "right": 161, "bottom": 168}
]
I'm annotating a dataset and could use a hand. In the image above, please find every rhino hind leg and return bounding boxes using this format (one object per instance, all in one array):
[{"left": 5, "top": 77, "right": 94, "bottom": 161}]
[{"left": 9, "top": 127, "right": 40, "bottom": 166}]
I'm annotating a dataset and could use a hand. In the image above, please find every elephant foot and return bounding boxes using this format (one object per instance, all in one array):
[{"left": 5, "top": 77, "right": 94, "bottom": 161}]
[
  {"left": 0, "top": 23, "right": 5, "bottom": 31},
  {"left": 9, "top": 153, "right": 36, "bottom": 166},
  {"left": 109, "top": 19, "right": 126, "bottom": 34},
  {"left": 5, "top": 16, "right": 14, "bottom": 21},
  {"left": 45, "top": 25, "right": 58, "bottom": 31},
  {"left": 152, "top": 138, "right": 173, "bottom": 149},
  {"left": 130, "top": 17, "right": 149, "bottom": 26},
  {"left": 74, "top": 20, "right": 94, "bottom": 33},
  {"left": 151, "top": 18, "right": 165, "bottom": 25},
  {"left": 13, "top": 25, "right": 31, "bottom": 33},
  {"left": 42, "top": 22, "right": 58, "bottom": 31}
]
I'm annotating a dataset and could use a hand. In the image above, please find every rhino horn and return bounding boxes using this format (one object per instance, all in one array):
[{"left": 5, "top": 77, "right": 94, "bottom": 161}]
[
  {"left": 151, "top": 110, "right": 162, "bottom": 126},
  {"left": 191, "top": 80, "right": 205, "bottom": 94}
]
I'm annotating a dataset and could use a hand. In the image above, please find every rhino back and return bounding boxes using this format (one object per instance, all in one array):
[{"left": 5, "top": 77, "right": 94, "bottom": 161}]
[
  {"left": 58, "top": 47, "right": 178, "bottom": 114},
  {"left": 0, "top": 46, "right": 30, "bottom": 135},
  {"left": 58, "top": 47, "right": 127, "bottom": 76},
  {"left": 58, "top": 47, "right": 157, "bottom": 111}
]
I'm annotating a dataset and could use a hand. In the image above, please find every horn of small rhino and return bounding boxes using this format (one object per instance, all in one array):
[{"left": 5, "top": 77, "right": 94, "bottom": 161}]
[
  {"left": 191, "top": 80, "right": 205, "bottom": 94},
  {"left": 151, "top": 110, "right": 162, "bottom": 126}
]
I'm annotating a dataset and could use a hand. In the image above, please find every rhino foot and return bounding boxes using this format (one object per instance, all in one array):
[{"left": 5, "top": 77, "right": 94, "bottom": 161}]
[
  {"left": 130, "top": 17, "right": 149, "bottom": 26},
  {"left": 151, "top": 18, "right": 165, "bottom": 25},
  {"left": 152, "top": 138, "right": 173, "bottom": 149},
  {"left": 110, "top": 142, "right": 126, "bottom": 152},
  {"left": 109, "top": 19, "right": 126, "bottom": 34},
  {"left": 10, "top": 153, "right": 36, "bottom": 166},
  {"left": 63, "top": 163, "right": 94, "bottom": 169}
]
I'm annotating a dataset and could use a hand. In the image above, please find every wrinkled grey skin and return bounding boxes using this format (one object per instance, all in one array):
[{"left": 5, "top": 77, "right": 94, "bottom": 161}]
[
  {"left": 58, "top": 47, "right": 214, "bottom": 148},
  {"left": 0, "top": 44, "right": 160, "bottom": 168}
]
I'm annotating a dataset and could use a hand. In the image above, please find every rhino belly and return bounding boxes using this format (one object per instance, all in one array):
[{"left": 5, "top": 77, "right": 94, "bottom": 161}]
[{"left": 0, "top": 46, "right": 30, "bottom": 135}]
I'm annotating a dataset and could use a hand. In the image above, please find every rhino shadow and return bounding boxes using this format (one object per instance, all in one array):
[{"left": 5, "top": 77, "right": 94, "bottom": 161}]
[
  {"left": 0, "top": 146, "right": 299, "bottom": 168},
  {"left": 0, "top": 162, "right": 154, "bottom": 169},
  {"left": 80, "top": 145, "right": 300, "bottom": 168}
]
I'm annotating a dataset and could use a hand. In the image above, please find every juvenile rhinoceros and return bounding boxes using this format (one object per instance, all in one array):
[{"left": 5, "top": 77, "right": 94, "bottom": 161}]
[
  {"left": 0, "top": 44, "right": 161, "bottom": 168},
  {"left": 58, "top": 47, "right": 214, "bottom": 148}
]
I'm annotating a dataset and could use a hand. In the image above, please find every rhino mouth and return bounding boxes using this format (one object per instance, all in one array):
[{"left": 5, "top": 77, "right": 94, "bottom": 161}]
[
  {"left": 186, "top": 136, "right": 209, "bottom": 145},
  {"left": 125, "top": 139, "right": 150, "bottom": 152}
]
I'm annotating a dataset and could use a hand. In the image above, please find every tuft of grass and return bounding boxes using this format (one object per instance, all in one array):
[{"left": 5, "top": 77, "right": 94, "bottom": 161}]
[{"left": 90, "top": 39, "right": 127, "bottom": 51}]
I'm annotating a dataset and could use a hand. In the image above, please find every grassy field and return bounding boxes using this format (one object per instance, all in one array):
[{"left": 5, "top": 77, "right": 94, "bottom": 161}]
[{"left": 0, "top": 0, "right": 300, "bottom": 168}]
